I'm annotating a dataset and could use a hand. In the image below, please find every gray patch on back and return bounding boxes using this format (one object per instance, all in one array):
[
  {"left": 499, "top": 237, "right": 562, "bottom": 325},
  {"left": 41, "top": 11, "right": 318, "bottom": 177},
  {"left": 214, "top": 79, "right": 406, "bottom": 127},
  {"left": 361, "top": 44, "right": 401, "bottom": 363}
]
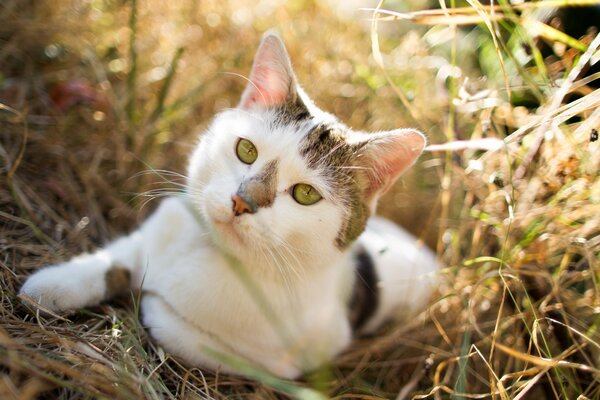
[{"left": 348, "top": 243, "right": 380, "bottom": 332}]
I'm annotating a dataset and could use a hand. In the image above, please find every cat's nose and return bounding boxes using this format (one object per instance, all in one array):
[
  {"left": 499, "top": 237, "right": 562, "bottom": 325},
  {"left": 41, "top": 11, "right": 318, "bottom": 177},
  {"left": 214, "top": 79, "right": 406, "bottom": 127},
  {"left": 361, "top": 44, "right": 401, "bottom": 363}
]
[{"left": 231, "top": 194, "right": 257, "bottom": 216}]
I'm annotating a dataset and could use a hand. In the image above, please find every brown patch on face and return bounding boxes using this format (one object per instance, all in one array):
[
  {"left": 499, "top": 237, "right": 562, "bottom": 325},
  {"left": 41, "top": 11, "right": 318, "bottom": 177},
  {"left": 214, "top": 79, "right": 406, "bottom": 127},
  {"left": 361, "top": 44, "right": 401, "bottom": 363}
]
[
  {"left": 104, "top": 266, "right": 131, "bottom": 299},
  {"left": 300, "top": 125, "right": 371, "bottom": 249},
  {"left": 336, "top": 195, "right": 370, "bottom": 248},
  {"left": 237, "top": 159, "right": 279, "bottom": 211}
]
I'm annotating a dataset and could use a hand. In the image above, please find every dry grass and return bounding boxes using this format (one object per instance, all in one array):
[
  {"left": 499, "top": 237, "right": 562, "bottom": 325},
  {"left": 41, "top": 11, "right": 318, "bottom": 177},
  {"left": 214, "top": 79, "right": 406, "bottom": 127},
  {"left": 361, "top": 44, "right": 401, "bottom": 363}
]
[{"left": 1, "top": 0, "right": 599, "bottom": 399}]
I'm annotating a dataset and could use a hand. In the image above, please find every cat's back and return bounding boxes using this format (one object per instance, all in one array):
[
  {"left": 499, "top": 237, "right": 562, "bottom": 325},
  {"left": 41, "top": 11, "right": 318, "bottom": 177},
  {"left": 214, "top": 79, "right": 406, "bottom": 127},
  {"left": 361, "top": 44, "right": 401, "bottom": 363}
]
[{"left": 354, "top": 216, "right": 439, "bottom": 333}]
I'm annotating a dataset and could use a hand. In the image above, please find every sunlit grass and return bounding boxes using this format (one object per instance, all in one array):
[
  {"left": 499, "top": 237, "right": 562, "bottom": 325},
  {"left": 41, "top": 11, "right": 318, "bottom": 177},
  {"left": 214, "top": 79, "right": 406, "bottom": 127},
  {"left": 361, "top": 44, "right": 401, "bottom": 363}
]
[{"left": 1, "top": 0, "right": 599, "bottom": 398}]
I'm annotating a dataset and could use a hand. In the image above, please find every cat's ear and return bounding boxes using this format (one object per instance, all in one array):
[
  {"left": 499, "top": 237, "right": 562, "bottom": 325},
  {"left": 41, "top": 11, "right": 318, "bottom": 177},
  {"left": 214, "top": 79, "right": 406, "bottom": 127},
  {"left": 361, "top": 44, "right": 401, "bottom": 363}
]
[
  {"left": 354, "top": 129, "right": 426, "bottom": 210},
  {"left": 239, "top": 32, "right": 298, "bottom": 110}
]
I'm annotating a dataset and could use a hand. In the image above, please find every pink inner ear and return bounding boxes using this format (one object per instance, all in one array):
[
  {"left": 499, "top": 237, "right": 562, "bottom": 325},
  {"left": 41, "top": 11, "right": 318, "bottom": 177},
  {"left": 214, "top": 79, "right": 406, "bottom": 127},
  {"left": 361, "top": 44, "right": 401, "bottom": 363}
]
[
  {"left": 239, "top": 35, "right": 294, "bottom": 110},
  {"left": 244, "top": 74, "right": 288, "bottom": 108},
  {"left": 362, "top": 129, "right": 426, "bottom": 203}
]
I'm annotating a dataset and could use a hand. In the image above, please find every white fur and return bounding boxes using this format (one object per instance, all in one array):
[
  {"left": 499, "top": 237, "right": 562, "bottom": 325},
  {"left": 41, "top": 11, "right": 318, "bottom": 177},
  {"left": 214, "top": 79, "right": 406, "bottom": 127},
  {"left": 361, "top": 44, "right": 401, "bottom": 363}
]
[
  {"left": 19, "top": 33, "right": 439, "bottom": 379},
  {"left": 19, "top": 114, "right": 437, "bottom": 377},
  {"left": 359, "top": 217, "right": 438, "bottom": 333}
]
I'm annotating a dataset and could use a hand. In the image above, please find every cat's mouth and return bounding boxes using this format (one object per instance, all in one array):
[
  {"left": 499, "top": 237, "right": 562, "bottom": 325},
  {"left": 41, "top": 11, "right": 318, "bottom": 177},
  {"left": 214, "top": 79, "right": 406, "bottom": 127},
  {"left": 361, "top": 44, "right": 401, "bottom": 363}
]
[{"left": 212, "top": 218, "right": 246, "bottom": 245}]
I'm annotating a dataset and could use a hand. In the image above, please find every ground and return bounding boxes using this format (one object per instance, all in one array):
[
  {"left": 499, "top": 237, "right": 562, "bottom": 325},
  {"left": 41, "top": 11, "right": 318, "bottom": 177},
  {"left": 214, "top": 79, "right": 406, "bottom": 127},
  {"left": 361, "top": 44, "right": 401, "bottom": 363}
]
[{"left": 1, "top": 1, "right": 599, "bottom": 399}]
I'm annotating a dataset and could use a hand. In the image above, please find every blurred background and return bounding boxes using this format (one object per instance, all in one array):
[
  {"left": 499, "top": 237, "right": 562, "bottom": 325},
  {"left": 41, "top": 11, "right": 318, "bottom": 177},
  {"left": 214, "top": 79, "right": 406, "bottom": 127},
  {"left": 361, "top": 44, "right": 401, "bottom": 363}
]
[
  {"left": 1, "top": 0, "right": 599, "bottom": 399},
  {"left": 1, "top": 0, "right": 455, "bottom": 247}
]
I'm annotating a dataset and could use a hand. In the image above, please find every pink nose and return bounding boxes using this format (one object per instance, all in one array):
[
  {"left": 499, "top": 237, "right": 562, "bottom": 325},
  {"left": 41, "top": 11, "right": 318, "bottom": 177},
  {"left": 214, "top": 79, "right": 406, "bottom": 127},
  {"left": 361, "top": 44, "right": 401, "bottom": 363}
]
[{"left": 232, "top": 194, "right": 255, "bottom": 216}]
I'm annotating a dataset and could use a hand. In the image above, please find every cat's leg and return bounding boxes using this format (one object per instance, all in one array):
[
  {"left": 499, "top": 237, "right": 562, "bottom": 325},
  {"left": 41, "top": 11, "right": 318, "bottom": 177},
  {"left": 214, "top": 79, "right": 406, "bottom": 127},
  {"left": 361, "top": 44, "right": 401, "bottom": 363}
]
[
  {"left": 140, "top": 293, "right": 305, "bottom": 380},
  {"left": 19, "top": 231, "right": 143, "bottom": 313},
  {"left": 20, "top": 196, "right": 193, "bottom": 313}
]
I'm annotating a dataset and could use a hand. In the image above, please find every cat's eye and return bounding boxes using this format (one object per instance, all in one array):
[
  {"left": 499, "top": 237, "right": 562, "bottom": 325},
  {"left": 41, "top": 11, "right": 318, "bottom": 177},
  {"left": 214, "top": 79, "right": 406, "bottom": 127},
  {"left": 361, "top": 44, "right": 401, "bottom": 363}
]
[
  {"left": 236, "top": 138, "right": 258, "bottom": 164},
  {"left": 292, "top": 183, "right": 322, "bottom": 206}
]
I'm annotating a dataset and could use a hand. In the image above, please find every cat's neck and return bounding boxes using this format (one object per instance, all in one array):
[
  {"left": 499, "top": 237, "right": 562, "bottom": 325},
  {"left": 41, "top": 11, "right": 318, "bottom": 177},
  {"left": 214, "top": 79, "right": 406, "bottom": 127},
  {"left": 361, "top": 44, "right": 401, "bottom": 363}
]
[
  {"left": 216, "top": 233, "right": 348, "bottom": 283},
  {"left": 217, "top": 240, "right": 354, "bottom": 315}
]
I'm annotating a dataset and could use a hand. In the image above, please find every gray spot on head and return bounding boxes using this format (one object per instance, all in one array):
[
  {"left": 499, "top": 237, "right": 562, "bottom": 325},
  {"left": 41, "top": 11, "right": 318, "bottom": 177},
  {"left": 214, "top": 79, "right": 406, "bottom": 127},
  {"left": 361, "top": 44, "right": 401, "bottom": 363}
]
[
  {"left": 262, "top": 85, "right": 371, "bottom": 249},
  {"left": 299, "top": 124, "right": 370, "bottom": 249},
  {"left": 237, "top": 159, "right": 279, "bottom": 210},
  {"left": 300, "top": 124, "right": 354, "bottom": 168},
  {"left": 274, "top": 86, "right": 312, "bottom": 124}
]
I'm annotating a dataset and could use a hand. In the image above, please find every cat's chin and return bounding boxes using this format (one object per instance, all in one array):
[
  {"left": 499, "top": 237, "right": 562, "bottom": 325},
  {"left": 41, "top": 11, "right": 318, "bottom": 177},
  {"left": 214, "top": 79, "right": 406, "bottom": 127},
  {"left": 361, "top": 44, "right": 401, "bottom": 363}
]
[
  {"left": 202, "top": 204, "right": 244, "bottom": 244},
  {"left": 210, "top": 218, "right": 247, "bottom": 247}
]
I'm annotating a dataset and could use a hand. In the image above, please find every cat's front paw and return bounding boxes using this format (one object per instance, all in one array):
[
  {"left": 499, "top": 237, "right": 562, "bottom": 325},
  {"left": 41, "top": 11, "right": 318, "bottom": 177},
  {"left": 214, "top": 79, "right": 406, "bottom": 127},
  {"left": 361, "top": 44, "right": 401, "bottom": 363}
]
[
  {"left": 20, "top": 267, "right": 89, "bottom": 313},
  {"left": 20, "top": 257, "right": 110, "bottom": 313}
]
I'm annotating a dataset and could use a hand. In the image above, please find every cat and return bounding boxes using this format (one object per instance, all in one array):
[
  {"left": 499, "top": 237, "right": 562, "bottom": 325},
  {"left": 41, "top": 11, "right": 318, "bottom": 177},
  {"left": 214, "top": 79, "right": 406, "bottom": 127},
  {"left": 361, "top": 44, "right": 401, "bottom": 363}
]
[{"left": 19, "top": 32, "right": 439, "bottom": 379}]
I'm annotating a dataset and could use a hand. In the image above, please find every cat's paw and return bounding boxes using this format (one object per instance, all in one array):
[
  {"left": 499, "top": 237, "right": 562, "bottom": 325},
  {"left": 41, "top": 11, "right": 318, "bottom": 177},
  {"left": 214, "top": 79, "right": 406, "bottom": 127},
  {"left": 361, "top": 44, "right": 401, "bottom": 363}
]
[{"left": 20, "top": 258, "right": 109, "bottom": 313}]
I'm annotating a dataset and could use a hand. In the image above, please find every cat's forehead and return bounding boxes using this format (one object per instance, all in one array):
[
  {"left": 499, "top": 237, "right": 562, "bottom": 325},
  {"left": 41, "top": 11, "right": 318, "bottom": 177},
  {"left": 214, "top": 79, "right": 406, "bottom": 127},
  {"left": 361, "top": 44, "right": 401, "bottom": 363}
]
[
  {"left": 217, "top": 107, "right": 356, "bottom": 168},
  {"left": 299, "top": 123, "right": 358, "bottom": 169},
  {"left": 267, "top": 108, "right": 358, "bottom": 168}
]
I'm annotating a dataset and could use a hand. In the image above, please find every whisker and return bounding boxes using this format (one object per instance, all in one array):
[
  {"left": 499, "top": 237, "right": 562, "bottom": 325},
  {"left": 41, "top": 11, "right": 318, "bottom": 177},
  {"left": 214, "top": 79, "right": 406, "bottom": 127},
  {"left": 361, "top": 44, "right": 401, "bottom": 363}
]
[
  {"left": 132, "top": 169, "right": 189, "bottom": 180},
  {"left": 219, "top": 71, "right": 268, "bottom": 113}
]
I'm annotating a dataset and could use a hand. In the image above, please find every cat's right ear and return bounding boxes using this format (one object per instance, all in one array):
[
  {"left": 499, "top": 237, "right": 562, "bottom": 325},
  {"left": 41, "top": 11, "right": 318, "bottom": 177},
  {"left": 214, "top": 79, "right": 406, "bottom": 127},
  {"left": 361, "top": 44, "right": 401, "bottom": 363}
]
[
  {"left": 239, "top": 32, "right": 298, "bottom": 110},
  {"left": 353, "top": 129, "right": 426, "bottom": 212}
]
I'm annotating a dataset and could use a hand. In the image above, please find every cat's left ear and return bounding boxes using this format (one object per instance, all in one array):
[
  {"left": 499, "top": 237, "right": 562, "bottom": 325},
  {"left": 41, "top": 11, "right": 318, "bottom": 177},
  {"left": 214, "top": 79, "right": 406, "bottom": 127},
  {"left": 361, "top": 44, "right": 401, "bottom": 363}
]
[
  {"left": 354, "top": 129, "right": 426, "bottom": 210},
  {"left": 239, "top": 32, "right": 299, "bottom": 110}
]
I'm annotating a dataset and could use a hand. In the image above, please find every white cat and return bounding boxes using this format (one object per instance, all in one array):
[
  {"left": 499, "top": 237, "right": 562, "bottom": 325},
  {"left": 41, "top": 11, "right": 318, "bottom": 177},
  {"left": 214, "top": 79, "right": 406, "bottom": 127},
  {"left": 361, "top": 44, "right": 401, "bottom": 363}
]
[{"left": 20, "top": 33, "right": 438, "bottom": 379}]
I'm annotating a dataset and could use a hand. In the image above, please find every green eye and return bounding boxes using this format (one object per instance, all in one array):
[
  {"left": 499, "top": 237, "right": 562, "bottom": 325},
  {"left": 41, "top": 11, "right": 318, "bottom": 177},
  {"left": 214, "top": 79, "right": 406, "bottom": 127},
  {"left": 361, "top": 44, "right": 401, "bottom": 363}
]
[
  {"left": 236, "top": 138, "right": 258, "bottom": 164},
  {"left": 292, "top": 183, "right": 322, "bottom": 206}
]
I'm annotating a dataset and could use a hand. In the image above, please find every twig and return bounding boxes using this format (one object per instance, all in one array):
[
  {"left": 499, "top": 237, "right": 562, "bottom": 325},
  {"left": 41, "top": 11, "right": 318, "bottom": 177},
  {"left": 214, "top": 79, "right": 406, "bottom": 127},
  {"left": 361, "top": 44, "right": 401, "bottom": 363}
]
[
  {"left": 1, "top": 103, "right": 28, "bottom": 182},
  {"left": 139, "top": 47, "right": 186, "bottom": 158},
  {"left": 126, "top": 0, "right": 138, "bottom": 147},
  {"left": 369, "top": 1, "right": 427, "bottom": 132},
  {"left": 364, "top": 0, "right": 600, "bottom": 25},
  {"left": 514, "top": 32, "right": 600, "bottom": 179},
  {"left": 149, "top": 47, "right": 185, "bottom": 124}
]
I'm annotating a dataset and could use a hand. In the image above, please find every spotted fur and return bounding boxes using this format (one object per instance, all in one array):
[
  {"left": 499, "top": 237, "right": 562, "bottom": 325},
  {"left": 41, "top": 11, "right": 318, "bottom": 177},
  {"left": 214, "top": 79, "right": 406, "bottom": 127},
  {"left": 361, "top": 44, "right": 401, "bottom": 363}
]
[
  {"left": 348, "top": 244, "right": 379, "bottom": 331},
  {"left": 104, "top": 266, "right": 131, "bottom": 299},
  {"left": 275, "top": 95, "right": 311, "bottom": 124},
  {"left": 298, "top": 125, "right": 371, "bottom": 248},
  {"left": 237, "top": 159, "right": 279, "bottom": 210}
]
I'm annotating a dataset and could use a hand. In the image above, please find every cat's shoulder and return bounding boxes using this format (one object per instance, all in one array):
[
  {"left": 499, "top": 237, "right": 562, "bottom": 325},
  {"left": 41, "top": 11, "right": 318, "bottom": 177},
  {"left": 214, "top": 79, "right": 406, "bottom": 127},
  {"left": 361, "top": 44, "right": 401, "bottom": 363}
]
[
  {"left": 148, "top": 195, "right": 198, "bottom": 221},
  {"left": 140, "top": 195, "right": 206, "bottom": 242},
  {"left": 356, "top": 215, "right": 439, "bottom": 283},
  {"left": 361, "top": 216, "right": 436, "bottom": 262}
]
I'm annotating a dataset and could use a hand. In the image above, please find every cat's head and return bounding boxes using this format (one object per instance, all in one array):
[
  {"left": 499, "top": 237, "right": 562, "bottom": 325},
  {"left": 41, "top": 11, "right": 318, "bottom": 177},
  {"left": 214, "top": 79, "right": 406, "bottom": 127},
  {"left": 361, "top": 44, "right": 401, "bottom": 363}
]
[{"left": 187, "top": 33, "right": 425, "bottom": 270}]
